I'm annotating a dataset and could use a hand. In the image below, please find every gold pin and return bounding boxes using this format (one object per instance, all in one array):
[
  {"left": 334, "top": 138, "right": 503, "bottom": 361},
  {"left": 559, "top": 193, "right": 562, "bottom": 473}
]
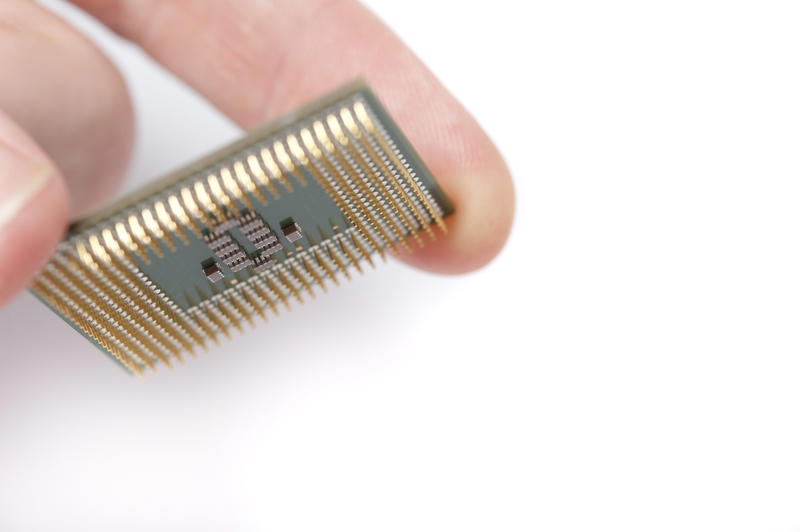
[
  {"left": 226, "top": 291, "right": 255, "bottom": 327},
  {"left": 353, "top": 101, "right": 447, "bottom": 235},
  {"left": 325, "top": 114, "right": 412, "bottom": 252},
  {"left": 314, "top": 119, "right": 400, "bottom": 253},
  {"left": 155, "top": 200, "right": 189, "bottom": 245},
  {"left": 206, "top": 174, "right": 239, "bottom": 218},
  {"left": 285, "top": 135, "right": 312, "bottom": 186},
  {"left": 274, "top": 266, "right": 304, "bottom": 304},
  {"left": 115, "top": 221, "right": 149, "bottom": 263},
  {"left": 189, "top": 310, "right": 218, "bottom": 345},
  {"left": 302, "top": 252, "right": 328, "bottom": 290},
  {"left": 244, "top": 156, "right": 279, "bottom": 199},
  {"left": 102, "top": 228, "right": 127, "bottom": 259},
  {"left": 82, "top": 247, "right": 190, "bottom": 360},
  {"left": 299, "top": 127, "right": 385, "bottom": 260},
  {"left": 299, "top": 128, "right": 323, "bottom": 159},
  {"left": 296, "top": 128, "right": 371, "bottom": 251},
  {"left": 251, "top": 277, "right": 280, "bottom": 315},
  {"left": 201, "top": 302, "right": 232, "bottom": 339},
  {"left": 76, "top": 241, "right": 98, "bottom": 270},
  {"left": 220, "top": 166, "right": 254, "bottom": 211},
  {"left": 184, "top": 295, "right": 218, "bottom": 346},
  {"left": 336, "top": 233, "right": 363, "bottom": 274},
  {"left": 88, "top": 235, "right": 112, "bottom": 264},
  {"left": 233, "top": 160, "right": 269, "bottom": 204},
  {"left": 47, "top": 262, "right": 155, "bottom": 370},
  {"left": 239, "top": 286, "right": 266, "bottom": 321},
  {"left": 182, "top": 186, "right": 214, "bottom": 228},
  {"left": 261, "top": 274, "right": 290, "bottom": 310},
  {"left": 170, "top": 193, "right": 203, "bottom": 237},
  {"left": 310, "top": 122, "right": 395, "bottom": 256},
  {"left": 70, "top": 299, "right": 141, "bottom": 374},
  {"left": 34, "top": 278, "right": 141, "bottom": 374},
  {"left": 213, "top": 297, "right": 243, "bottom": 333},
  {"left": 348, "top": 230, "right": 375, "bottom": 269},
  {"left": 191, "top": 182, "right": 221, "bottom": 224},
  {"left": 166, "top": 317, "right": 203, "bottom": 354},
  {"left": 332, "top": 112, "right": 423, "bottom": 248},
  {"left": 62, "top": 254, "right": 178, "bottom": 366},
  {"left": 259, "top": 147, "right": 292, "bottom": 192},
  {"left": 311, "top": 246, "right": 339, "bottom": 286},
  {"left": 273, "top": 140, "right": 306, "bottom": 186},
  {"left": 76, "top": 313, "right": 141, "bottom": 374},
  {"left": 287, "top": 260, "right": 315, "bottom": 298},
  {"left": 128, "top": 214, "right": 163, "bottom": 257},
  {"left": 341, "top": 107, "right": 433, "bottom": 243},
  {"left": 322, "top": 239, "right": 351, "bottom": 281},
  {"left": 244, "top": 157, "right": 280, "bottom": 203},
  {"left": 312, "top": 121, "right": 335, "bottom": 152},
  {"left": 142, "top": 207, "right": 176, "bottom": 251},
  {"left": 105, "top": 253, "right": 204, "bottom": 352}
]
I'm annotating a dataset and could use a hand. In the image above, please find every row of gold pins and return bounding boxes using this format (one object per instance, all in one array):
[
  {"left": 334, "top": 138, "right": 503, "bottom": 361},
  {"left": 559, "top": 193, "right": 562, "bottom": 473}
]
[
  {"left": 286, "top": 115, "right": 398, "bottom": 259},
  {"left": 192, "top": 225, "right": 367, "bottom": 323},
  {"left": 55, "top": 254, "right": 176, "bottom": 368},
  {"left": 81, "top": 229, "right": 209, "bottom": 349},
  {"left": 38, "top": 231, "right": 220, "bottom": 372},
  {"left": 329, "top": 109, "right": 425, "bottom": 248},
  {"left": 34, "top": 260, "right": 155, "bottom": 374},
  {"left": 32, "top": 275, "right": 143, "bottom": 375},
  {"left": 351, "top": 100, "right": 447, "bottom": 235},
  {"left": 185, "top": 230, "right": 373, "bottom": 339},
  {"left": 267, "top": 100, "right": 447, "bottom": 254},
  {"left": 269, "top": 101, "right": 449, "bottom": 258},
  {"left": 64, "top": 248, "right": 184, "bottom": 367},
  {"left": 104, "top": 141, "right": 308, "bottom": 263},
  {"left": 33, "top": 225, "right": 375, "bottom": 373},
  {"left": 42, "top": 224, "right": 373, "bottom": 370},
  {"left": 101, "top": 100, "right": 446, "bottom": 265}
]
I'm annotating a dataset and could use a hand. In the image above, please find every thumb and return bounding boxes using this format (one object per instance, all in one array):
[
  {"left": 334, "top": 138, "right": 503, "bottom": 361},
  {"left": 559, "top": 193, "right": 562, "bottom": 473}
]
[{"left": 0, "top": 111, "right": 68, "bottom": 306}]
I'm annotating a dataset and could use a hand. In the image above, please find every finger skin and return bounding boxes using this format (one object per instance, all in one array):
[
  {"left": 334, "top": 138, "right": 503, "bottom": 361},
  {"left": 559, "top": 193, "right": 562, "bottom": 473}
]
[
  {"left": 0, "top": 0, "right": 134, "bottom": 216},
  {"left": 0, "top": 1, "right": 132, "bottom": 306},
  {"left": 0, "top": 111, "right": 68, "bottom": 306},
  {"left": 69, "top": 0, "right": 515, "bottom": 273}
]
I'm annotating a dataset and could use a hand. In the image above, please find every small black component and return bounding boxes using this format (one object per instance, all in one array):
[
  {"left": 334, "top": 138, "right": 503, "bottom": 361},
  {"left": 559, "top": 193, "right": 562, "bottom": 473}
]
[
  {"left": 252, "top": 255, "right": 276, "bottom": 273},
  {"left": 203, "top": 262, "right": 225, "bottom": 283},
  {"left": 280, "top": 218, "right": 303, "bottom": 243}
]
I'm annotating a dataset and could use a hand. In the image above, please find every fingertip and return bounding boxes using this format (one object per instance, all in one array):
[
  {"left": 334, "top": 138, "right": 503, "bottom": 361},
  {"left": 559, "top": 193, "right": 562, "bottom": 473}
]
[
  {"left": 0, "top": 172, "right": 68, "bottom": 307},
  {"left": 0, "top": 119, "right": 68, "bottom": 306},
  {"left": 0, "top": 0, "right": 135, "bottom": 217},
  {"left": 397, "top": 168, "right": 516, "bottom": 274}
]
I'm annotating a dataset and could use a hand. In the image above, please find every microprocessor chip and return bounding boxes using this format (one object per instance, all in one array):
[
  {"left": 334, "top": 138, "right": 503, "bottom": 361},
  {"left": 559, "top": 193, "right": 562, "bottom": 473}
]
[{"left": 30, "top": 81, "right": 454, "bottom": 374}]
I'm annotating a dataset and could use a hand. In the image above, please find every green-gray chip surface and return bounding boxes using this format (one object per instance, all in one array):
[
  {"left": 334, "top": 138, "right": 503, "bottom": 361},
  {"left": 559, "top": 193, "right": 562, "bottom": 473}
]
[{"left": 30, "top": 81, "right": 453, "bottom": 374}]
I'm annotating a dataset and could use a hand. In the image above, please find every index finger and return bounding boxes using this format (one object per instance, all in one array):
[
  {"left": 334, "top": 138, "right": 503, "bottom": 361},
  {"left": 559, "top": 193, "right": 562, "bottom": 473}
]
[{"left": 69, "top": 0, "right": 514, "bottom": 273}]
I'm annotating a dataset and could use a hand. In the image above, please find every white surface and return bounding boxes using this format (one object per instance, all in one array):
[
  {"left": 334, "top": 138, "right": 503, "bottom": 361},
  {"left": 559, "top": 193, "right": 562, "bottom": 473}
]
[{"left": 1, "top": 1, "right": 799, "bottom": 531}]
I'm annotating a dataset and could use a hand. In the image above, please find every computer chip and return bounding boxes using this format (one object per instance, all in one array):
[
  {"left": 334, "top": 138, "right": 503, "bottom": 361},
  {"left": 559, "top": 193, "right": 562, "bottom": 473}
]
[{"left": 30, "top": 81, "right": 454, "bottom": 374}]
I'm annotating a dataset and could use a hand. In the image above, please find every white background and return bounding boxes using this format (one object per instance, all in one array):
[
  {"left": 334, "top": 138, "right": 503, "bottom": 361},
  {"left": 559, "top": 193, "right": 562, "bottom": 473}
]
[{"left": 1, "top": 1, "right": 799, "bottom": 531}]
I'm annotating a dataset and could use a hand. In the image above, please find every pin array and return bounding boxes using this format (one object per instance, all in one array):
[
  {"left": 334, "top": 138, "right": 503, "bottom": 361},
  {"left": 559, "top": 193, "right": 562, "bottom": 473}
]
[{"left": 31, "top": 92, "right": 450, "bottom": 372}]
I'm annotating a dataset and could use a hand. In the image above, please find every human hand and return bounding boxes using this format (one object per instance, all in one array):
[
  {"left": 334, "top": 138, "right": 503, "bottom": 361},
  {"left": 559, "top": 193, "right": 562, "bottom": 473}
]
[{"left": 0, "top": 0, "right": 514, "bottom": 307}]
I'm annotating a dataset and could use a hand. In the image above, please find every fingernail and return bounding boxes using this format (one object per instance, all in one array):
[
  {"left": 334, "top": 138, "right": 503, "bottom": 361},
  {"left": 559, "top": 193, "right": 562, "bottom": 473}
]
[{"left": 0, "top": 141, "right": 51, "bottom": 232}]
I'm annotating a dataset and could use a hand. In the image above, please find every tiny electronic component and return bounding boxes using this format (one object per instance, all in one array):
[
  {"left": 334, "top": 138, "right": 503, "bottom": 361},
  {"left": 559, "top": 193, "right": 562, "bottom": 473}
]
[
  {"left": 280, "top": 218, "right": 303, "bottom": 243},
  {"left": 30, "top": 81, "right": 454, "bottom": 374},
  {"left": 202, "top": 262, "right": 225, "bottom": 283}
]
